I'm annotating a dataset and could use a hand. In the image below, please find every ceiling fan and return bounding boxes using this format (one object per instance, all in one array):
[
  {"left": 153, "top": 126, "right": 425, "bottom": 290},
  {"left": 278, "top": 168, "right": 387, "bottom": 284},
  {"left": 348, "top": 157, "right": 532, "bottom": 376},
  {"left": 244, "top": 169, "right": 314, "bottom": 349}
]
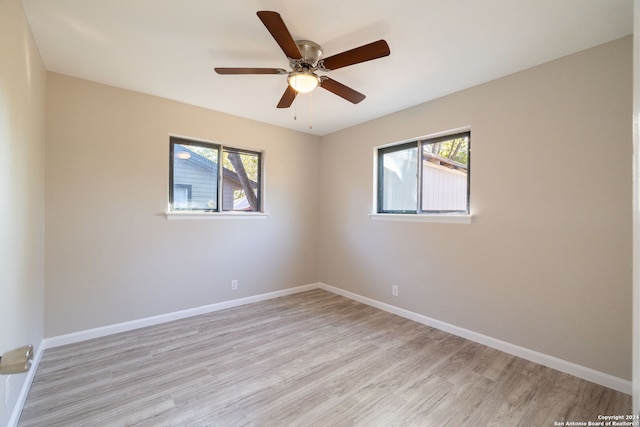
[{"left": 215, "top": 11, "right": 390, "bottom": 108}]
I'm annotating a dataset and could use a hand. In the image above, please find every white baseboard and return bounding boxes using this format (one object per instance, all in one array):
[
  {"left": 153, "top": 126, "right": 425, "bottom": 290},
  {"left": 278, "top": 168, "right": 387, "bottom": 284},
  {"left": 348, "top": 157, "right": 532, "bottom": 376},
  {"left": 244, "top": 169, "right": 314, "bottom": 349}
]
[
  {"left": 318, "top": 283, "right": 632, "bottom": 395},
  {"left": 7, "top": 342, "right": 46, "bottom": 427},
  {"left": 43, "top": 283, "right": 319, "bottom": 349}
]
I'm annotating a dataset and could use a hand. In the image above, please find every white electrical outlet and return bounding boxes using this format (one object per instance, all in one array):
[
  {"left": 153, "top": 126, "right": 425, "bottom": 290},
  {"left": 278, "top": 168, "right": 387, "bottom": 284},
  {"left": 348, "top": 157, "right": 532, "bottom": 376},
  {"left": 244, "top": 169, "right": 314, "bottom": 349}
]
[
  {"left": 231, "top": 279, "right": 238, "bottom": 290},
  {"left": 392, "top": 285, "right": 399, "bottom": 297}
]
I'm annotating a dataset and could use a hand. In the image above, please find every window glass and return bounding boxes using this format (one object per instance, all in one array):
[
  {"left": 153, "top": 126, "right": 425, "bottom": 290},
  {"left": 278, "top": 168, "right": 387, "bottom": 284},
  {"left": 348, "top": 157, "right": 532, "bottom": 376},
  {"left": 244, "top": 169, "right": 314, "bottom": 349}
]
[
  {"left": 222, "top": 149, "right": 261, "bottom": 212},
  {"left": 421, "top": 135, "right": 469, "bottom": 212},
  {"left": 379, "top": 143, "right": 418, "bottom": 213},
  {"left": 171, "top": 142, "right": 219, "bottom": 211}
]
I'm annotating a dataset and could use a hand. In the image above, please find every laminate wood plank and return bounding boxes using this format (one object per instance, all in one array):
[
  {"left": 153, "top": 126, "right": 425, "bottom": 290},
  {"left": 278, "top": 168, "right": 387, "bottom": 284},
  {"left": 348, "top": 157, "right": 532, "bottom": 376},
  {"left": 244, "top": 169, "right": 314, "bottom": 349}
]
[
  {"left": 400, "top": 372, "right": 492, "bottom": 427},
  {"left": 18, "top": 289, "right": 631, "bottom": 426},
  {"left": 567, "top": 379, "right": 616, "bottom": 421},
  {"left": 472, "top": 346, "right": 517, "bottom": 381}
]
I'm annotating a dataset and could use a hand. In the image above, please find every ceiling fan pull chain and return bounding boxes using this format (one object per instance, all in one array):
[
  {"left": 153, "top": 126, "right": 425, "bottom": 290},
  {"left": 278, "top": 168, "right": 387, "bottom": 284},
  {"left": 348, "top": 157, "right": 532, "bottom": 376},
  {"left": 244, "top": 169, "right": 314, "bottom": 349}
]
[
  {"left": 294, "top": 95, "right": 298, "bottom": 121},
  {"left": 309, "top": 91, "right": 313, "bottom": 130}
]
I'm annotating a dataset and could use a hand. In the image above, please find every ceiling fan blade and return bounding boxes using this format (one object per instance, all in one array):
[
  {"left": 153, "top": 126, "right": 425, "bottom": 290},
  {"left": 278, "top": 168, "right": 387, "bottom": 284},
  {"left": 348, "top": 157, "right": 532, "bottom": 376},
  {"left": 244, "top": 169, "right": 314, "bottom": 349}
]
[
  {"left": 214, "top": 67, "right": 287, "bottom": 75},
  {"left": 321, "top": 40, "right": 390, "bottom": 71},
  {"left": 320, "top": 78, "right": 366, "bottom": 104},
  {"left": 257, "top": 11, "right": 302, "bottom": 60},
  {"left": 277, "top": 85, "right": 298, "bottom": 108}
]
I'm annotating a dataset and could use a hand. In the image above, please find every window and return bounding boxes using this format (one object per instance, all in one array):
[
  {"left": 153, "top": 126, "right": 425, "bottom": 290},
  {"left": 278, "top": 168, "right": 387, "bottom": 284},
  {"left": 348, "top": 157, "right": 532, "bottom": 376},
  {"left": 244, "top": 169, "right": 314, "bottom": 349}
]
[
  {"left": 377, "top": 131, "right": 470, "bottom": 214},
  {"left": 169, "top": 137, "right": 262, "bottom": 212}
]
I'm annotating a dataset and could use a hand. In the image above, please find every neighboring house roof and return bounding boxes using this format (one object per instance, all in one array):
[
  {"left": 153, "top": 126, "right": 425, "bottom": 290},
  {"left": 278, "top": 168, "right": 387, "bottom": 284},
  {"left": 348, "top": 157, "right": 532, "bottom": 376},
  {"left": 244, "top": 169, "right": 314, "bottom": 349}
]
[
  {"left": 223, "top": 167, "right": 257, "bottom": 189},
  {"left": 423, "top": 151, "right": 467, "bottom": 172}
]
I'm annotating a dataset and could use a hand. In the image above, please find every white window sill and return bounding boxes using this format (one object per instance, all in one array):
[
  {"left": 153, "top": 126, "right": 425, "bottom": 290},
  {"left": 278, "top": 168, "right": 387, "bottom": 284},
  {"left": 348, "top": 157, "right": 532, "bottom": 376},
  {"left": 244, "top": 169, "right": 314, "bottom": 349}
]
[
  {"left": 368, "top": 213, "right": 472, "bottom": 224},
  {"left": 165, "top": 211, "right": 270, "bottom": 220}
]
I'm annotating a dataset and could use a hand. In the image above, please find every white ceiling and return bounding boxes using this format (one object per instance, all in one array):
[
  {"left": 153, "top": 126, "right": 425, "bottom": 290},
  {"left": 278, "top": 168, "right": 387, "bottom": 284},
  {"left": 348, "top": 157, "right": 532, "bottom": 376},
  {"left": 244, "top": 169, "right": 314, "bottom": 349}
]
[{"left": 21, "top": 0, "right": 633, "bottom": 136}]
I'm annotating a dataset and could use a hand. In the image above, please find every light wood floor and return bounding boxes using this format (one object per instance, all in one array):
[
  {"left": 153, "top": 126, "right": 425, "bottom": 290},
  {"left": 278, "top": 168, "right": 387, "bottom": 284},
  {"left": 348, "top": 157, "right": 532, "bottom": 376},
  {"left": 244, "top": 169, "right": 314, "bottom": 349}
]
[{"left": 19, "top": 289, "right": 631, "bottom": 426}]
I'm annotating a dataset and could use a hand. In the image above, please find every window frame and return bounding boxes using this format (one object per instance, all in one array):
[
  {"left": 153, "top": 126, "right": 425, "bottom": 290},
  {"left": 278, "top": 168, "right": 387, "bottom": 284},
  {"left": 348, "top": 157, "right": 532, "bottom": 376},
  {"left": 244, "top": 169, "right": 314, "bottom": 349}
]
[
  {"left": 376, "top": 130, "right": 471, "bottom": 216},
  {"left": 168, "top": 136, "right": 263, "bottom": 214}
]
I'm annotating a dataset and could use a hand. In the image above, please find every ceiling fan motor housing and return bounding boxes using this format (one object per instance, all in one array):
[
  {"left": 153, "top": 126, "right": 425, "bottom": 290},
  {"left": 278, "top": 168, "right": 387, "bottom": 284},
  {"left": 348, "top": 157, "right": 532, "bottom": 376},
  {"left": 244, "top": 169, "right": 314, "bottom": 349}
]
[{"left": 292, "top": 40, "right": 323, "bottom": 69}]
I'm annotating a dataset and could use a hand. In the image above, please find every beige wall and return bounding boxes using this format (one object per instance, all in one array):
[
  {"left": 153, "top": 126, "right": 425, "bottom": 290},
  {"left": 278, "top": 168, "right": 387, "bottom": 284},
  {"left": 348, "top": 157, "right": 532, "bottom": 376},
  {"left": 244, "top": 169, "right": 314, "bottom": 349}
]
[
  {"left": 45, "top": 73, "right": 321, "bottom": 337},
  {"left": 0, "top": 0, "right": 46, "bottom": 423},
  {"left": 319, "top": 37, "right": 633, "bottom": 380}
]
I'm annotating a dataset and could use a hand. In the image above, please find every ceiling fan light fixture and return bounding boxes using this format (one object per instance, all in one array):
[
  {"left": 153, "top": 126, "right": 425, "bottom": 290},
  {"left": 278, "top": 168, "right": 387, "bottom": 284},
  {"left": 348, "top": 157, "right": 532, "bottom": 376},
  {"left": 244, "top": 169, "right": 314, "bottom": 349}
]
[{"left": 288, "top": 71, "right": 320, "bottom": 93}]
